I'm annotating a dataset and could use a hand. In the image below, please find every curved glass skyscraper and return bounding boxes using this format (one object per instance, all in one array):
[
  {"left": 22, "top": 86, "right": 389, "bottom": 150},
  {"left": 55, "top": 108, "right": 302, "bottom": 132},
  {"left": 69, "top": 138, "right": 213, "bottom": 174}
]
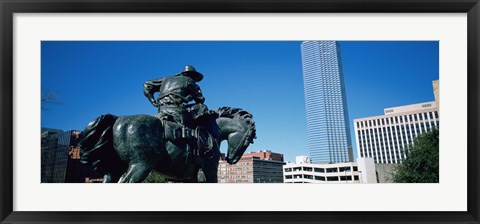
[{"left": 301, "top": 41, "right": 353, "bottom": 164}]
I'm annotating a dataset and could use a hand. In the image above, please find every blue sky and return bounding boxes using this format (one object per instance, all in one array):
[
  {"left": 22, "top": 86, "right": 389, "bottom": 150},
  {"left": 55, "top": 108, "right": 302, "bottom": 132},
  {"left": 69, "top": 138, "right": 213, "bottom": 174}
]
[{"left": 41, "top": 41, "right": 439, "bottom": 162}]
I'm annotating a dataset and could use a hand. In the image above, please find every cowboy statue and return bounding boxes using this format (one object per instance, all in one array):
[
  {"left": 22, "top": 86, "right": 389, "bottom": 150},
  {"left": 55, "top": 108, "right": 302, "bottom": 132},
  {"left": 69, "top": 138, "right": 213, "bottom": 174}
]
[
  {"left": 143, "top": 66, "right": 212, "bottom": 179},
  {"left": 79, "top": 65, "right": 256, "bottom": 183}
]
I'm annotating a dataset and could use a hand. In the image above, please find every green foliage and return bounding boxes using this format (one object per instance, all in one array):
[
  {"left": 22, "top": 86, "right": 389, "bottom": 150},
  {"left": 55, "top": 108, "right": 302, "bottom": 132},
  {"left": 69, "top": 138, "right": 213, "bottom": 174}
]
[
  {"left": 143, "top": 172, "right": 169, "bottom": 183},
  {"left": 393, "top": 128, "right": 439, "bottom": 183}
]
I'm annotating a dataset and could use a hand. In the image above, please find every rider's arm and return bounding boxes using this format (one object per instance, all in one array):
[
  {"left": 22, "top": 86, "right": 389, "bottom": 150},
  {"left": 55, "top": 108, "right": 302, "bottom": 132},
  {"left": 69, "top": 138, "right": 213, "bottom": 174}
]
[
  {"left": 143, "top": 78, "right": 163, "bottom": 106},
  {"left": 191, "top": 83, "right": 205, "bottom": 104}
]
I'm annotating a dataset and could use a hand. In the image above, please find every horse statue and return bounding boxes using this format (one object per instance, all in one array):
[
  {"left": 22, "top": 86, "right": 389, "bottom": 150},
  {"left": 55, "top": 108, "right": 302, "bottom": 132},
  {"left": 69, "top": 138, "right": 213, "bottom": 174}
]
[{"left": 79, "top": 107, "right": 256, "bottom": 183}]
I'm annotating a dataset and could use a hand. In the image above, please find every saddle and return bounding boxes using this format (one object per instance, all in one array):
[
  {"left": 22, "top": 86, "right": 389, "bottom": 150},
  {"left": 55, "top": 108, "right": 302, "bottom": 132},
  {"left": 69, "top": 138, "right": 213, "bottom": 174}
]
[{"left": 156, "top": 116, "right": 215, "bottom": 157}]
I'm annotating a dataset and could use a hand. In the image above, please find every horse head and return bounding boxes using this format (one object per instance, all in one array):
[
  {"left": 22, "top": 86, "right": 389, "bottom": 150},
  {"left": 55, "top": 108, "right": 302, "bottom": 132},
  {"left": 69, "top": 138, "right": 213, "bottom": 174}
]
[{"left": 213, "top": 107, "right": 256, "bottom": 164}]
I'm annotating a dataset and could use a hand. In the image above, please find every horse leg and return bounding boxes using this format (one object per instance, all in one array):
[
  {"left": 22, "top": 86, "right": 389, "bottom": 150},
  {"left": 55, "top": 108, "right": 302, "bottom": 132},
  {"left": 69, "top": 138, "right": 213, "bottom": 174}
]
[
  {"left": 102, "top": 172, "right": 121, "bottom": 183},
  {"left": 103, "top": 174, "right": 112, "bottom": 183},
  {"left": 118, "top": 163, "right": 151, "bottom": 183},
  {"left": 201, "top": 150, "right": 220, "bottom": 183},
  {"left": 197, "top": 169, "right": 206, "bottom": 183}
]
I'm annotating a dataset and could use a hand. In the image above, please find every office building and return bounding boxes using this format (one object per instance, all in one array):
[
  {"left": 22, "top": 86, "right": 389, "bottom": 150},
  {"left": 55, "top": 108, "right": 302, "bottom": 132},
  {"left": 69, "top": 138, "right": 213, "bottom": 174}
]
[
  {"left": 217, "top": 150, "right": 286, "bottom": 183},
  {"left": 41, "top": 129, "right": 84, "bottom": 183},
  {"left": 353, "top": 101, "right": 439, "bottom": 164},
  {"left": 300, "top": 41, "right": 353, "bottom": 164},
  {"left": 283, "top": 157, "right": 376, "bottom": 183}
]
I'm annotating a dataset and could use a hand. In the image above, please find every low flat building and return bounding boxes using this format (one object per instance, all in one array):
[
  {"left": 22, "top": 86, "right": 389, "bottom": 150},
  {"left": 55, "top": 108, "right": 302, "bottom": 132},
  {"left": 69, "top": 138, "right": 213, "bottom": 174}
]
[{"left": 283, "top": 157, "right": 376, "bottom": 183}]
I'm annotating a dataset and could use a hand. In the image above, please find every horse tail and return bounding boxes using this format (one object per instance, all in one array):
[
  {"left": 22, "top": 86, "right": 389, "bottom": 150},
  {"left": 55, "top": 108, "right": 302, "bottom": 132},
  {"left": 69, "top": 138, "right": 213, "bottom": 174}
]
[{"left": 79, "top": 114, "right": 123, "bottom": 176}]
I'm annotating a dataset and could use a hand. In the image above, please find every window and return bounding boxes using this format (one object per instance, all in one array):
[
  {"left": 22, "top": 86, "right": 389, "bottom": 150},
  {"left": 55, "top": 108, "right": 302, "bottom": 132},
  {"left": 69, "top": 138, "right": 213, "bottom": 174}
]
[
  {"left": 327, "top": 176, "right": 339, "bottom": 181},
  {"left": 326, "top": 168, "right": 337, "bottom": 173},
  {"left": 304, "top": 175, "right": 313, "bottom": 179},
  {"left": 340, "top": 176, "right": 352, "bottom": 181},
  {"left": 339, "top": 167, "right": 351, "bottom": 172}
]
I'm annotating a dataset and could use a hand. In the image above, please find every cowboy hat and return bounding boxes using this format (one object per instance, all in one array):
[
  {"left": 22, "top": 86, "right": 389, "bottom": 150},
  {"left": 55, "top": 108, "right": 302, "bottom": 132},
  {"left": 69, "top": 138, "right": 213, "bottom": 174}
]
[{"left": 180, "top": 65, "right": 204, "bottom": 82}]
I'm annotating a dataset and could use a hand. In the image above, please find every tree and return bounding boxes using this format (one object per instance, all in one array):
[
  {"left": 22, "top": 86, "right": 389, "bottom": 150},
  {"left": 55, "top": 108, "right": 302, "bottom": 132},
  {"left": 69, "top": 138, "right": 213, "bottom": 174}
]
[
  {"left": 41, "top": 89, "right": 60, "bottom": 111},
  {"left": 393, "top": 128, "right": 439, "bottom": 183}
]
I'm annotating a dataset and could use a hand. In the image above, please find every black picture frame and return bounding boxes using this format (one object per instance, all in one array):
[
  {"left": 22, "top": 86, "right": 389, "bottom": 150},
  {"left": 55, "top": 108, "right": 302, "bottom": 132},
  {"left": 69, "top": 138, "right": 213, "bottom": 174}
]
[{"left": 1, "top": 0, "right": 479, "bottom": 223}]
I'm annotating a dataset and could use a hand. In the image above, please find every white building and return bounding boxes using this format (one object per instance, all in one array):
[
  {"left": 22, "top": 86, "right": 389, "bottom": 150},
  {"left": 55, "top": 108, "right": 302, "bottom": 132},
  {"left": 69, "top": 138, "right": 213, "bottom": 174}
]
[
  {"left": 353, "top": 101, "right": 439, "bottom": 164},
  {"left": 283, "top": 157, "right": 376, "bottom": 183}
]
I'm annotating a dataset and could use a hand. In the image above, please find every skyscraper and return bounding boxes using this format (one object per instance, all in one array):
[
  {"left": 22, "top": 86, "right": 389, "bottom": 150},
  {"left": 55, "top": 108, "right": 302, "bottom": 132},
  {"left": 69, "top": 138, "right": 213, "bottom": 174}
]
[{"left": 300, "top": 41, "right": 353, "bottom": 164}]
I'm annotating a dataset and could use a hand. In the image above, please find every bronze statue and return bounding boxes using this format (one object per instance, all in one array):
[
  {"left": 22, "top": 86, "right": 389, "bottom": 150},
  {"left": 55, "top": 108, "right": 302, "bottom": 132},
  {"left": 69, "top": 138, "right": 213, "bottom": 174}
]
[
  {"left": 79, "top": 66, "right": 256, "bottom": 183},
  {"left": 143, "top": 65, "right": 212, "bottom": 179}
]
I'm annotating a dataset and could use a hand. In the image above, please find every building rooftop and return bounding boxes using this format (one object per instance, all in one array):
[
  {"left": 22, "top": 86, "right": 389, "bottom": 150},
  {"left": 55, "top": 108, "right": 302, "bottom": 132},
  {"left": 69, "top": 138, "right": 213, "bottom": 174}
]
[
  {"left": 220, "top": 150, "right": 284, "bottom": 162},
  {"left": 354, "top": 101, "right": 437, "bottom": 121}
]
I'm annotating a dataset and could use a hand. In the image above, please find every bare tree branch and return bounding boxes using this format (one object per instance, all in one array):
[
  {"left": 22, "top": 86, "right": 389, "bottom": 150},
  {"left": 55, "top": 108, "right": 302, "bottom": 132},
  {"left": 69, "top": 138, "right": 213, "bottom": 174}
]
[{"left": 41, "top": 89, "right": 61, "bottom": 111}]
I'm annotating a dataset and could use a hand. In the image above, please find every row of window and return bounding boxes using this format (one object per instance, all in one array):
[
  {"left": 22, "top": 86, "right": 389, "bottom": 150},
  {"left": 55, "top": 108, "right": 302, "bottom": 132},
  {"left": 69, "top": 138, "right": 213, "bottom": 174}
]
[
  {"left": 284, "top": 166, "right": 358, "bottom": 173},
  {"left": 358, "top": 121, "right": 439, "bottom": 163},
  {"left": 356, "top": 111, "right": 439, "bottom": 129},
  {"left": 285, "top": 175, "right": 360, "bottom": 181}
]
